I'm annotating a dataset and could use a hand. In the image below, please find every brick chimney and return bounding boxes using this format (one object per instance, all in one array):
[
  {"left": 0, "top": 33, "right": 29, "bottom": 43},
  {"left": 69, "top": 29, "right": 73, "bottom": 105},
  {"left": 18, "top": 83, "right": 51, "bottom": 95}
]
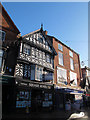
[{"left": 45, "top": 30, "right": 48, "bottom": 35}]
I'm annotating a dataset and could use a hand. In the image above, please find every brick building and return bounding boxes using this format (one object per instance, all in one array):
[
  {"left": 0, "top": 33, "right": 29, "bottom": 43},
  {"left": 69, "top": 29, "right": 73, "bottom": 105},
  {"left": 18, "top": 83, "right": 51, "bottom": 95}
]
[
  {"left": 0, "top": 3, "right": 20, "bottom": 74},
  {"left": 46, "top": 33, "right": 84, "bottom": 110},
  {"left": 0, "top": 3, "right": 20, "bottom": 116}
]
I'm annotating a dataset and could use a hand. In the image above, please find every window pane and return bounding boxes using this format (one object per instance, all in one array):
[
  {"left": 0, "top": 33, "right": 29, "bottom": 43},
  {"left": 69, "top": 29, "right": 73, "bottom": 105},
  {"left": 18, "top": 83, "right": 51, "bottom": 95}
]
[
  {"left": 58, "top": 52, "right": 63, "bottom": 66},
  {"left": 58, "top": 44, "right": 63, "bottom": 51},
  {"left": 70, "top": 58, "right": 74, "bottom": 70},
  {"left": 36, "top": 66, "right": 43, "bottom": 81},
  {"left": 69, "top": 50, "right": 73, "bottom": 57},
  {"left": 46, "top": 54, "right": 51, "bottom": 63},
  {"left": 0, "top": 30, "right": 5, "bottom": 41},
  {"left": 23, "top": 64, "right": 30, "bottom": 79},
  {"left": 23, "top": 44, "right": 30, "bottom": 55},
  {"left": 57, "top": 67, "right": 67, "bottom": 84}
]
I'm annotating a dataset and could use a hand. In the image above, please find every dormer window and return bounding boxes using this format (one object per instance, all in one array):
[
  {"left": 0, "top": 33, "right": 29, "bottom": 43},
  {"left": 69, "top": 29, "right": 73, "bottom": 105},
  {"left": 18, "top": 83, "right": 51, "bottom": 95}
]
[{"left": 0, "top": 30, "right": 6, "bottom": 41}]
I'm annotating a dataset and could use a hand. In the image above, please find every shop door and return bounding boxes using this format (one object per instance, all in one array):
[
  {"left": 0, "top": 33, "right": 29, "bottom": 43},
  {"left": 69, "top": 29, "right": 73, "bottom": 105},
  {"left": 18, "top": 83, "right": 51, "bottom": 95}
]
[
  {"left": 31, "top": 90, "right": 42, "bottom": 112},
  {"left": 55, "top": 92, "right": 64, "bottom": 110},
  {"left": 2, "top": 85, "right": 12, "bottom": 114}
]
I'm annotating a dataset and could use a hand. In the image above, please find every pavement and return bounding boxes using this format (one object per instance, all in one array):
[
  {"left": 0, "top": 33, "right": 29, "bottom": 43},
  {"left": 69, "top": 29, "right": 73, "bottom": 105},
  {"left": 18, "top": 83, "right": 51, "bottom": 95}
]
[{"left": 1, "top": 107, "right": 90, "bottom": 120}]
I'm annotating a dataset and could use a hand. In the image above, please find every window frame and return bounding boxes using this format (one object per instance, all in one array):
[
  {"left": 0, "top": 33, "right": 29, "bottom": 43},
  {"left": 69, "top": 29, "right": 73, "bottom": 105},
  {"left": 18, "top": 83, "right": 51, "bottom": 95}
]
[
  {"left": 58, "top": 43, "right": 63, "bottom": 51},
  {"left": 69, "top": 50, "right": 73, "bottom": 57},
  {"left": 23, "top": 44, "right": 31, "bottom": 56},
  {"left": 70, "top": 58, "right": 74, "bottom": 70},
  {"left": 58, "top": 52, "right": 64, "bottom": 66},
  {"left": 23, "top": 64, "right": 31, "bottom": 79},
  {"left": 46, "top": 54, "right": 51, "bottom": 63},
  {"left": 36, "top": 65, "right": 43, "bottom": 81},
  {"left": 0, "top": 30, "right": 6, "bottom": 41}
]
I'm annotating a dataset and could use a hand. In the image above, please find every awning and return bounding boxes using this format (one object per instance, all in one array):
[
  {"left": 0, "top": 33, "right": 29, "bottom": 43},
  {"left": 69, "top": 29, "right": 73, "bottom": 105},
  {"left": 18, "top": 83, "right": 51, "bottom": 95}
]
[{"left": 55, "top": 87, "right": 84, "bottom": 95}]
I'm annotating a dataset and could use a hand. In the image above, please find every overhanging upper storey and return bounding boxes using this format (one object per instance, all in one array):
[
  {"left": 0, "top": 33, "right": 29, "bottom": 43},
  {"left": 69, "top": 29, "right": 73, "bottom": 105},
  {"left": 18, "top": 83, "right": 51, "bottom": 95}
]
[{"left": 17, "top": 28, "right": 57, "bottom": 72}]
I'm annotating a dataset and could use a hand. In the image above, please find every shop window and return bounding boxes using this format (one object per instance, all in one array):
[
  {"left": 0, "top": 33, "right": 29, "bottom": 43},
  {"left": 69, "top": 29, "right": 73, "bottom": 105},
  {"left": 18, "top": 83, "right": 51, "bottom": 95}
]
[
  {"left": 42, "top": 93, "right": 53, "bottom": 107},
  {"left": 70, "top": 58, "right": 74, "bottom": 70},
  {"left": 16, "top": 91, "right": 31, "bottom": 108},
  {"left": 0, "top": 30, "right": 6, "bottom": 41},
  {"left": 23, "top": 64, "right": 30, "bottom": 79},
  {"left": 58, "top": 43, "right": 63, "bottom": 51},
  {"left": 58, "top": 52, "right": 64, "bottom": 66},
  {"left": 23, "top": 44, "right": 30, "bottom": 55}
]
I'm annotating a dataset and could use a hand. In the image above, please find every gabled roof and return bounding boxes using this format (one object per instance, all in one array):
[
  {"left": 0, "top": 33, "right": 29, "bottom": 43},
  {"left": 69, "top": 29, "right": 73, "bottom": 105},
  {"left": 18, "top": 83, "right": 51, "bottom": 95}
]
[
  {"left": 22, "top": 28, "right": 57, "bottom": 55},
  {"left": 0, "top": 3, "right": 20, "bottom": 34},
  {"left": 22, "top": 29, "right": 41, "bottom": 38}
]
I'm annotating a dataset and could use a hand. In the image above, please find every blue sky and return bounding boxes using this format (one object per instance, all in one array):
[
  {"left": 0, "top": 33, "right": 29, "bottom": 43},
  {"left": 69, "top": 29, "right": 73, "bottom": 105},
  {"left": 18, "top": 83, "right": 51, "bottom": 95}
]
[{"left": 2, "top": 2, "right": 88, "bottom": 67}]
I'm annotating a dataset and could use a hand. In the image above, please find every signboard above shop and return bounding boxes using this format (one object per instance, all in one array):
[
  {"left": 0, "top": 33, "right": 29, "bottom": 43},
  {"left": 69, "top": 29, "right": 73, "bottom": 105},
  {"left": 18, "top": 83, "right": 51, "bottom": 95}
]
[{"left": 15, "top": 79, "right": 53, "bottom": 89}]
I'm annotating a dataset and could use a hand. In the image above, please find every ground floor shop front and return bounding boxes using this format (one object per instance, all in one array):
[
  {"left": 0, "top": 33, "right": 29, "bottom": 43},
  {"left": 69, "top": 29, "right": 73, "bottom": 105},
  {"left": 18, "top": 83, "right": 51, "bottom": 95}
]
[
  {"left": 54, "top": 85, "right": 84, "bottom": 111},
  {"left": 2, "top": 77, "right": 54, "bottom": 115}
]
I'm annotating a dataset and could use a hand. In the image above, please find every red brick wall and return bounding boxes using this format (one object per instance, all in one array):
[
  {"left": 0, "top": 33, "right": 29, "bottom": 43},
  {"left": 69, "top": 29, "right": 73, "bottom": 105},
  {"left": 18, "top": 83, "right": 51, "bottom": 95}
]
[
  {"left": 53, "top": 38, "right": 81, "bottom": 86},
  {"left": 0, "top": 4, "right": 20, "bottom": 42}
]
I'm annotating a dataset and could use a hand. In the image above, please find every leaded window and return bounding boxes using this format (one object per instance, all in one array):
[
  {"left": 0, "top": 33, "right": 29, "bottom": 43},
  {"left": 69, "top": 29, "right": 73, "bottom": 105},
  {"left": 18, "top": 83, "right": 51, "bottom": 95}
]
[
  {"left": 36, "top": 66, "right": 43, "bottom": 81},
  {"left": 46, "top": 54, "right": 51, "bottom": 63},
  {"left": 23, "top": 64, "right": 30, "bottom": 79},
  {"left": 23, "top": 44, "right": 30, "bottom": 55}
]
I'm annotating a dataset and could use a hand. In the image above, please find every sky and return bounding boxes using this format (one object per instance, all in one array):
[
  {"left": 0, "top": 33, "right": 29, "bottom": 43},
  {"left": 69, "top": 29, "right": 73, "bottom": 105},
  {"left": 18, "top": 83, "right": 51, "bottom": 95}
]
[{"left": 2, "top": 2, "right": 88, "bottom": 67}]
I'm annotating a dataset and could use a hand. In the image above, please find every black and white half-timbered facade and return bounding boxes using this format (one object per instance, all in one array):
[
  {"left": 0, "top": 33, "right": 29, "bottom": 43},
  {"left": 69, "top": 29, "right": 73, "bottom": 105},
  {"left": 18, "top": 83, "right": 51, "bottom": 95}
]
[
  {"left": 14, "top": 27, "right": 57, "bottom": 113},
  {"left": 15, "top": 28, "right": 56, "bottom": 82}
]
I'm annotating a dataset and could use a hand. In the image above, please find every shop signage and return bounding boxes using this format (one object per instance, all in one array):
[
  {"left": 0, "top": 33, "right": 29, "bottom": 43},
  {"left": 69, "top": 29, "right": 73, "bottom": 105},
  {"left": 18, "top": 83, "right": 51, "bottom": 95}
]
[
  {"left": 18, "top": 81, "right": 52, "bottom": 89},
  {"left": 29, "top": 83, "right": 51, "bottom": 89}
]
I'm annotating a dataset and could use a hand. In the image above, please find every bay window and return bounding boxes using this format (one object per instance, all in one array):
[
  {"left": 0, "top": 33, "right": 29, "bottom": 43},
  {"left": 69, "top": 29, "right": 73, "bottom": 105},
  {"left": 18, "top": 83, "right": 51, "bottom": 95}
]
[
  {"left": 23, "top": 64, "right": 30, "bottom": 79},
  {"left": 36, "top": 66, "right": 43, "bottom": 81}
]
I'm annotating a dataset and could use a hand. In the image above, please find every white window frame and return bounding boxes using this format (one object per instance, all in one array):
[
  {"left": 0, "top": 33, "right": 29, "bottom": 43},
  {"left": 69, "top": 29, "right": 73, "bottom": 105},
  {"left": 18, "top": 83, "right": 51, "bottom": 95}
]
[
  {"left": 69, "top": 50, "right": 73, "bottom": 57},
  {"left": 70, "top": 71, "right": 77, "bottom": 86},
  {"left": 58, "top": 43, "right": 63, "bottom": 51},
  {"left": 36, "top": 65, "right": 43, "bottom": 81},
  {"left": 70, "top": 58, "right": 74, "bottom": 70},
  {"left": 58, "top": 52, "right": 64, "bottom": 66},
  {"left": 23, "top": 44, "right": 30, "bottom": 55},
  {"left": 57, "top": 67, "right": 67, "bottom": 84}
]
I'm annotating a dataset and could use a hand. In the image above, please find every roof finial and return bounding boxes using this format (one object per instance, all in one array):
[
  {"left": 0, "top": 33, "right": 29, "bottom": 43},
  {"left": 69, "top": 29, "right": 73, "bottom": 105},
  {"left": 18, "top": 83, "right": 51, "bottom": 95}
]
[{"left": 41, "top": 23, "right": 43, "bottom": 31}]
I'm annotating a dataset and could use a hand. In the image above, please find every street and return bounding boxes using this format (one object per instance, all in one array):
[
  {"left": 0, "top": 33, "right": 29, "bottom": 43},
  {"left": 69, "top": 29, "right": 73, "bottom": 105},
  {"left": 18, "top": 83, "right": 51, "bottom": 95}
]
[{"left": 2, "top": 107, "right": 90, "bottom": 120}]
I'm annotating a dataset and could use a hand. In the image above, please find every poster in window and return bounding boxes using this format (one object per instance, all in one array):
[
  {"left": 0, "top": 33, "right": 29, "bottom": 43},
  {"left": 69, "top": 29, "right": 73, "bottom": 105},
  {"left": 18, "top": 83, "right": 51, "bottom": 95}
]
[
  {"left": 49, "top": 94, "right": 52, "bottom": 100},
  {"left": 45, "top": 93, "right": 48, "bottom": 101}
]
